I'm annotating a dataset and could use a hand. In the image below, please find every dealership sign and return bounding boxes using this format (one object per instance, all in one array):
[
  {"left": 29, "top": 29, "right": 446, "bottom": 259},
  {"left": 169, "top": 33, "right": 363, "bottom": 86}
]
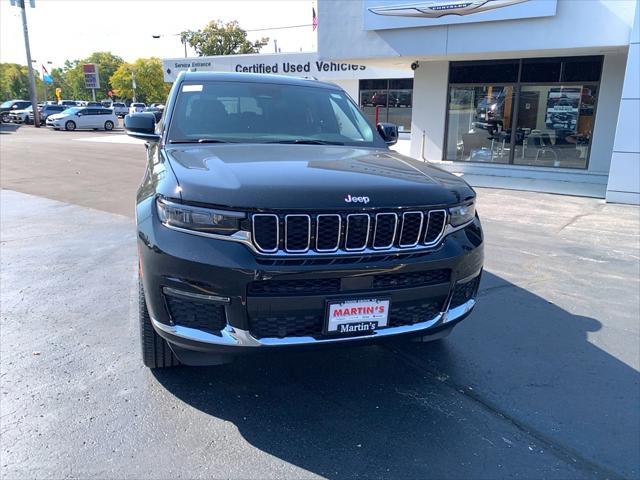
[
  {"left": 363, "top": 0, "right": 557, "bottom": 30},
  {"left": 162, "top": 52, "right": 410, "bottom": 83},
  {"left": 83, "top": 63, "right": 100, "bottom": 89}
]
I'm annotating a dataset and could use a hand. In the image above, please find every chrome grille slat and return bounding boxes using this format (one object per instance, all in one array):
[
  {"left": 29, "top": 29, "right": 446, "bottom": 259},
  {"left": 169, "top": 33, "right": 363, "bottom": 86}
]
[
  {"left": 399, "top": 211, "right": 424, "bottom": 247},
  {"left": 316, "top": 214, "right": 341, "bottom": 252},
  {"left": 251, "top": 208, "right": 450, "bottom": 256},
  {"left": 284, "top": 214, "right": 311, "bottom": 253},
  {"left": 345, "top": 214, "right": 370, "bottom": 251},
  {"left": 252, "top": 214, "right": 279, "bottom": 253},
  {"left": 372, "top": 213, "right": 398, "bottom": 250},
  {"left": 424, "top": 209, "right": 447, "bottom": 246}
]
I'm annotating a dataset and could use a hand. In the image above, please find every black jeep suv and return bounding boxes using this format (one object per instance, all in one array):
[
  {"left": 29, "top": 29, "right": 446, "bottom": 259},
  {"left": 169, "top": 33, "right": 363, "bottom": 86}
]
[{"left": 126, "top": 72, "right": 483, "bottom": 368}]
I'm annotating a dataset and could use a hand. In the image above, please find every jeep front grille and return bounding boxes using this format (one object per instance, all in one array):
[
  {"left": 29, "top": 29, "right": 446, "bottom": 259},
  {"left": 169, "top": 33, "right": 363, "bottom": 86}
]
[{"left": 250, "top": 209, "right": 447, "bottom": 255}]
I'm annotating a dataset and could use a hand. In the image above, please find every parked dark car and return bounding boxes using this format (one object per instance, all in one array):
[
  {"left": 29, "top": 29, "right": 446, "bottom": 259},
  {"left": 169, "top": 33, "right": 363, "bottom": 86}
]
[
  {"left": 31, "top": 104, "right": 68, "bottom": 125},
  {"left": 1, "top": 100, "right": 31, "bottom": 123},
  {"left": 125, "top": 72, "right": 483, "bottom": 369},
  {"left": 473, "top": 93, "right": 507, "bottom": 133}
]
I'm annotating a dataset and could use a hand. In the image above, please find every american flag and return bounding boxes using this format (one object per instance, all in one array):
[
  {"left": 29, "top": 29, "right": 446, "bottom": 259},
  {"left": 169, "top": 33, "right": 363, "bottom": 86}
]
[{"left": 312, "top": 7, "right": 318, "bottom": 31}]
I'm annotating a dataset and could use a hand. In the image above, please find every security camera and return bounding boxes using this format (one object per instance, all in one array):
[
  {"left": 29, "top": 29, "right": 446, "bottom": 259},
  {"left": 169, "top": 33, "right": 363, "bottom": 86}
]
[{"left": 411, "top": 61, "right": 420, "bottom": 71}]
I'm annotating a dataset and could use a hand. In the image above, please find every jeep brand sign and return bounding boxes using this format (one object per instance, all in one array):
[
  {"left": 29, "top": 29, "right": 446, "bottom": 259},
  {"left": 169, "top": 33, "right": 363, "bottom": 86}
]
[
  {"left": 344, "top": 195, "right": 370, "bottom": 204},
  {"left": 162, "top": 52, "right": 410, "bottom": 83},
  {"left": 363, "top": 0, "right": 557, "bottom": 30}
]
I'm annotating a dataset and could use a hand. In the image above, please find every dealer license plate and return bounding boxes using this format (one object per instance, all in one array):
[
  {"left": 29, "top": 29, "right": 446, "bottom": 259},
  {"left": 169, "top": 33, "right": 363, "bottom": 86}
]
[{"left": 325, "top": 298, "right": 390, "bottom": 335}]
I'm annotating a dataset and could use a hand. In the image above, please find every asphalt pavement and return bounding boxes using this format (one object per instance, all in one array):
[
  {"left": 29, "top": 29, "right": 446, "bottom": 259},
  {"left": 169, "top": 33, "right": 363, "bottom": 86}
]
[{"left": 1, "top": 124, "right": 639, "bottom": 479}]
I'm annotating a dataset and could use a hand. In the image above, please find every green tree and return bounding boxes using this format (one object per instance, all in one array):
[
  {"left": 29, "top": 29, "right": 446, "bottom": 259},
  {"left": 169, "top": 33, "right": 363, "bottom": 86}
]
[
  {"left": 181, "top": 20, "right": 268, "bottom": 56},
  {"left": 0, "top": 63, "right": 45, "bottom": 102},
  {"left": 54, "top": 52, "right": 124, "bottom": 100},
  {"left": 110, "top": 57, "right": 170, "bottom": 104}
]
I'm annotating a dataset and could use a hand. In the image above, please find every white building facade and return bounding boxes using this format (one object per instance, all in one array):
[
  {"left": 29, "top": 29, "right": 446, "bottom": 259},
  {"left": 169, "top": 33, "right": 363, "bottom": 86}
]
[{"left": 317, "top": 0, "right": 640, "bottom": 203}]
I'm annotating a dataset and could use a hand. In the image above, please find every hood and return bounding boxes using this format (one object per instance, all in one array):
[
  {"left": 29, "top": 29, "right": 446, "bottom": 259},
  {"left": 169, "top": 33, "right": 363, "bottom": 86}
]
[
  {"left": 165, "top": 144, "right": 475, "bottom": 210},
  {"left": 48, "top": 113, "right": 70, "bottom": 120}
]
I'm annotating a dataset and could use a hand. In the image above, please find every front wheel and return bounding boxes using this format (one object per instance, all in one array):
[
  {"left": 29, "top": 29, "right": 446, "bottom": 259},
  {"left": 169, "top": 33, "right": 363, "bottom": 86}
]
[
  {"left": 64, "top": 120, "right": 76, "bottom": 131},
  {"left": 139, "top": 280, "right": 180, "bottom": 369},
  {"left": 1, "top": 113, "right": 9, "bottom": 123},
  {"left": 104, "top": 120, "right": 114, "bottom": 131}
]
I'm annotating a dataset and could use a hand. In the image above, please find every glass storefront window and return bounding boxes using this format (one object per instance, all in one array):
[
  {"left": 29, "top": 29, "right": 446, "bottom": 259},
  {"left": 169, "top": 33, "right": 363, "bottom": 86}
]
[
  {"left": 445, "top": 56, "right": 602, "bottom": 169},
  {"left": 513, "top": 85, "right": 597, "bottom": 168},
  {"left": 446, "top": 85, "right": 514, "bottom": 164}
]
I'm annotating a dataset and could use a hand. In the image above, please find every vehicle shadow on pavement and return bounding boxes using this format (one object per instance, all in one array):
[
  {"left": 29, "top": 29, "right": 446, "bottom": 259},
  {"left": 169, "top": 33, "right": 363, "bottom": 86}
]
[
  {"left": 0, "top": 123, "right": 22, "bottom": 134},
  {"left": 152, "top": 271, "right": 639, "bottom": 479}
]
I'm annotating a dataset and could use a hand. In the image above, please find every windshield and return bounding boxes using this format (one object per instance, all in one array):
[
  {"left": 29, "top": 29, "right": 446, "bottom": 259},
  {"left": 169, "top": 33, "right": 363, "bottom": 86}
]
[
  {"left": 1, "top": 101, "right": 14, "bottom": 108},
  {"left": 61, "top": 107, "right": 81, "bottom": 115},
  {"left": 167, "top": 81, "right": 377, "bottom": 146}
]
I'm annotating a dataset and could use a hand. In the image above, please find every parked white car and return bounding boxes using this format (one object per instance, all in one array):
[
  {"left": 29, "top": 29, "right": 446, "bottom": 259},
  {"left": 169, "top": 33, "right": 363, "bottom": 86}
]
[
  {"left": 46, "top": 106, "right": 118, "bottom": 131},
  {"left": 129, "top": 102, "right": 146, "bottom": 115},
  {"left": 111, "top": 102, "right": 129, "bottom": 118},
  {"left": 8, "top": 105, "right": 33, "bottom": 124}
]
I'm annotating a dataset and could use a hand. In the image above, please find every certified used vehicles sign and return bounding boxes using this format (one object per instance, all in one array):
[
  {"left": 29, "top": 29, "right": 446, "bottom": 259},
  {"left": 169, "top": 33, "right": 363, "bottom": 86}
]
[{"left": 326, "top": 298, "right": 390, "bottom": 334}]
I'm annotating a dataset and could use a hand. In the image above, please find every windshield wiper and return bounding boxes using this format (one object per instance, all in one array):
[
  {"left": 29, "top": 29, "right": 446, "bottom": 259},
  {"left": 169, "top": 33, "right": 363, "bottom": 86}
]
[
  {"left": 168, "top": 138, "right": 233, "bottom": 144},
  {"left": 266, "top": 139, "right": 344, "bottom": 145}
]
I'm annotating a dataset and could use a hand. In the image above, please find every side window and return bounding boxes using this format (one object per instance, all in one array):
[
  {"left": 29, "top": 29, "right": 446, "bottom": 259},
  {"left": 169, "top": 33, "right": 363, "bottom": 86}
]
[{"left": 87, "top": 109, "right": 100, "bottom": 116}]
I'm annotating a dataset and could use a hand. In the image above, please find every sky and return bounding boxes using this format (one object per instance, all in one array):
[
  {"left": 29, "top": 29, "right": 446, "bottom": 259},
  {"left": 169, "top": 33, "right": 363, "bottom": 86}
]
[{"left": 1, "top": 0, "right": 317, "bottom": 68}]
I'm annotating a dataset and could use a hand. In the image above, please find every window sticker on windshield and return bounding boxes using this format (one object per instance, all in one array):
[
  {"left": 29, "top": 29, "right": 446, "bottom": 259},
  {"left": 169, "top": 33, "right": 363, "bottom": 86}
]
[{"left": 182, "top": 84, "right": 203, "bottom": 92}]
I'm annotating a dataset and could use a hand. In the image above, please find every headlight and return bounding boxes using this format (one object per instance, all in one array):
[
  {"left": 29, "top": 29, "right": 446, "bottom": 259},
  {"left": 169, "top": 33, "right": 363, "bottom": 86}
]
[
  {"left": 156, "top": 198, "right": 245, "bottom": 235},
  {"left": 449, "top": 201, "right": 476, "bottom": 227}
]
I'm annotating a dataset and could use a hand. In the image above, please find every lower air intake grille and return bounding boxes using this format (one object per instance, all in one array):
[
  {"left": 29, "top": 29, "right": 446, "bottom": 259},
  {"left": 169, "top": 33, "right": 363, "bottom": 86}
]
[
  {"left": 450, "top": 274, "right": 481, "bottom": 308},
  {"left": 372, "top": 269, "right": 450, "bottom": 289},
  {"left": 165, "top": 295, "right": 226, "bottom": 332},
  {"left": 248, "top": 298, "right": 446, "bottom": 339},
  {"left": 388, "top": 299, "right": 444, "bottom": 327}
]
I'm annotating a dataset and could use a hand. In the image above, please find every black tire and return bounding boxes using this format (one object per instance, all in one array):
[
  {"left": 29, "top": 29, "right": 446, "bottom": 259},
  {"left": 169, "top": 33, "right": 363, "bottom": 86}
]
[
  {"left": 139, "top": 280, "right": 180, "bottom": 369},
  {"left": 104, "top": 120, "right": 114, "bottom": 131},
  {"left": 65, "top": 120, "right": 76, "bottom": 131}
]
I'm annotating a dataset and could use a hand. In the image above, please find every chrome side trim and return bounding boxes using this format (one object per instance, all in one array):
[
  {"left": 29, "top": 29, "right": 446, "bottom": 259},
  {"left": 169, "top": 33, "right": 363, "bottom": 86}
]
[
  {"left": 284, "top": 214, "right": 311, "bottom": 253},
  {"left": 424, "top": 209, "right": 448, "bottom": 247},
  {"left": 151, "top": 298, "right": 476, "bottom": 348},
  {"left": 398, "top": 211, "right": 424, "bottom": 248},
  {"left": 252, "top": 214, "right": 280, "bottom": 253},
  {"left": 315, "top": 214, "right": 342, "bottom": 253},
  {"left": 345, "top": 213, "right": 370, "bottom": 251},
  {"left": 162, "top": 286, "right": 230, "bottom": 304},
  {"left": 372, "top": 212, "right": 398, "bottom": 250},
  {"left": 443, "top": 299, "right": 476, "bottom": 324}
]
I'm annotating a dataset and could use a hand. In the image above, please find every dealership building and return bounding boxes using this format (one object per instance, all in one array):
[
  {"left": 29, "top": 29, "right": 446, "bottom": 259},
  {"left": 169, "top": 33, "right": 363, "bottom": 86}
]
[{"left": 164, "top": 0, "right": 639, "bottom": 203}]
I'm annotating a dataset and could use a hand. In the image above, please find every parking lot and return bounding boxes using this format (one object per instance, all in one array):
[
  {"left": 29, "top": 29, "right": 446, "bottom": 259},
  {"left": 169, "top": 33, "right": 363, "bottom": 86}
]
[{"left": 1, "top": 123, "right": 639, "bottom": 479}]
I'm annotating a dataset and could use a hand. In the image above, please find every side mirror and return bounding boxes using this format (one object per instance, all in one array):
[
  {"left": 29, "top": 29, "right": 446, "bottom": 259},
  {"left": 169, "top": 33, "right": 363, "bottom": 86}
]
[
  {"left": 377, "top": 122, "right": 398, "bottom": 146},
  {"left": 124, "top": 112, "right": 160, "bottom": 141}
]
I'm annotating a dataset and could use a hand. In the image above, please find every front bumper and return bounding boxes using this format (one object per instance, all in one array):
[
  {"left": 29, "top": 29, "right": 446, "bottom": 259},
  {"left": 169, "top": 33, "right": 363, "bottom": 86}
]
[{"left": 138, "top": 201, "right": 484, "bottom": 358}]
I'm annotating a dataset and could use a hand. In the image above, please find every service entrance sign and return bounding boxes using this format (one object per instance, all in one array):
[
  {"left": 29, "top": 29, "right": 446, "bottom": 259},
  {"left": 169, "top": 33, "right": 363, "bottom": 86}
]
[{"left": 83, "top": 64, "right": 100, "bottom": 89}]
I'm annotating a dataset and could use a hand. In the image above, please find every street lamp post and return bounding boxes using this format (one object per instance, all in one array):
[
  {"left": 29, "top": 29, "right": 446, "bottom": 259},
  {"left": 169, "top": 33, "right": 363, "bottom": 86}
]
[{"left": 15, "top": 0, "right": 40, "bottom": 127}]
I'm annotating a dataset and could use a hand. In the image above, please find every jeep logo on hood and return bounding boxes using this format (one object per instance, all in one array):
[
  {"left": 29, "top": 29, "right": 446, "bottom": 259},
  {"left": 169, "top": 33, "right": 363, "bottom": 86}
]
[{"left": 345, "top": 195, "right": 370, "bottom": 204}]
